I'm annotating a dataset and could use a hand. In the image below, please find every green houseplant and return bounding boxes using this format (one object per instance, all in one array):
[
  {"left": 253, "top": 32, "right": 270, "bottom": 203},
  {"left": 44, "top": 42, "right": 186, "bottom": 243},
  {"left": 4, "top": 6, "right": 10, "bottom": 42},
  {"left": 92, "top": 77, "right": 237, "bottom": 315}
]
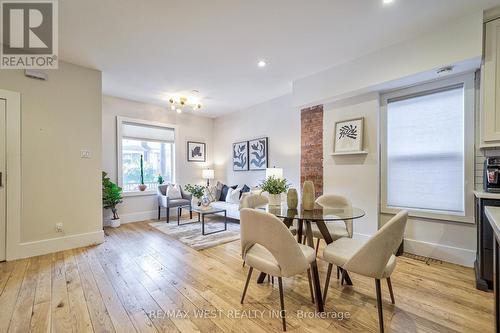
[
  {"left": 157, "top": 174, "right": 164, "bottom": 185},
  {"left": 184, "top": 184, "right": 206, "bottom": 206},
  {"left": 138, "top": 154, "right": 147, "bottom": 191},
  {"left": 260, "top": 176, "right": 289, "bottom": 206},
  {"left": 102, "top": 172, "right": 123, "bottom": 227}
]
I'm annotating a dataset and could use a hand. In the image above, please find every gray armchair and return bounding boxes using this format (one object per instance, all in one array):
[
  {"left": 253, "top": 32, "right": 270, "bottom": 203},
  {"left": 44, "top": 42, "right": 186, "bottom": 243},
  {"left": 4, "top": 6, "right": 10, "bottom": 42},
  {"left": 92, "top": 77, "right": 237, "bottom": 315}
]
[{"left": 157, "top": 184, "right": 192, "bottom": 223}]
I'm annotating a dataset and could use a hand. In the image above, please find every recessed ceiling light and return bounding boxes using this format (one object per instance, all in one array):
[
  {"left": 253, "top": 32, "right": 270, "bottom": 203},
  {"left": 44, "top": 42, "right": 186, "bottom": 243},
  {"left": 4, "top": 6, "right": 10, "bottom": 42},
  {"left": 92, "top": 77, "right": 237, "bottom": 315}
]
[
  {"left": 383, "top": 0, "right": 394, "bottom": 4},
  {"left": 257, "top": 60, "right": 267, "bottom": 68}
]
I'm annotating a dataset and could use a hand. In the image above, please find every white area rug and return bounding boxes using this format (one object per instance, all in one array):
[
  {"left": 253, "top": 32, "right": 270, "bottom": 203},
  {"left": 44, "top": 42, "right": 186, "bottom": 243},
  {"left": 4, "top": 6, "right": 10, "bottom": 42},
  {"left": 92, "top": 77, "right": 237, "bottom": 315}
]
[{"left": 149, "top": 217, "right": 240, "bottom": 251}]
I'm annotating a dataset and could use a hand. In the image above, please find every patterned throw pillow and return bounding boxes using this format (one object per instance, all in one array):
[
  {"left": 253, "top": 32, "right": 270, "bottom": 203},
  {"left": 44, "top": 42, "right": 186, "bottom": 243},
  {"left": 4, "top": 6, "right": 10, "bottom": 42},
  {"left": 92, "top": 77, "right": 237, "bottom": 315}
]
[
  {"left": 205, "top": 185, "right": 218, "bottom": 203},
  {"left": 216, "top": 181, "right": 224, "bottom": 201}
]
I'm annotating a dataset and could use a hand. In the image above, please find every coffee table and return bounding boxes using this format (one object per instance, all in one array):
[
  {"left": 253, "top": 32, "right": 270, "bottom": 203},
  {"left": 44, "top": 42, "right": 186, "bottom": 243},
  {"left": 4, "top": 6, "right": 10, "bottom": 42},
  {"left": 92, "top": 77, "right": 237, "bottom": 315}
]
[{"left": 177, "top": 205, "right": 227, "bottom": 235}]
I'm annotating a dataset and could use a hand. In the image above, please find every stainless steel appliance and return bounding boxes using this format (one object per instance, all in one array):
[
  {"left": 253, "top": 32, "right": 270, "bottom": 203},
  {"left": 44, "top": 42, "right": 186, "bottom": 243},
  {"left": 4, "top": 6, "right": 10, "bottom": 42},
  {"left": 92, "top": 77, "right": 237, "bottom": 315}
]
[{"left": 484, "top": 157, "right": 500, "bottom": 192}]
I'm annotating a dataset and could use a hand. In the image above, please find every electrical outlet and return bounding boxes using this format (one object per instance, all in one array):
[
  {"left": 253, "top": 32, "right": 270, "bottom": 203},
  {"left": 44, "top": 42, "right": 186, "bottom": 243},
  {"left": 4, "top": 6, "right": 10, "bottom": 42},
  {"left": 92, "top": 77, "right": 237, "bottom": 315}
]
[
  {"left": 80, "top": 150, "right": 92, "bottom": 159},
  {"left": 55, "top": 223, "right": 63, "bottom": 232}
]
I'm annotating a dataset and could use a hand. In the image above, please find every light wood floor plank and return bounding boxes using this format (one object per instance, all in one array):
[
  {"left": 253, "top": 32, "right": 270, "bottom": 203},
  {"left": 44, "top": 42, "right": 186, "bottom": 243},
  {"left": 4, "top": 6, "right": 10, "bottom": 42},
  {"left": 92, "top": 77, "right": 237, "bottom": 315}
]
[
  {"left": 0, "top": 259, "right": 29, "bottom": 332},
  {"left": 0, "top": 218, "right": 494, "bottom": 333}
]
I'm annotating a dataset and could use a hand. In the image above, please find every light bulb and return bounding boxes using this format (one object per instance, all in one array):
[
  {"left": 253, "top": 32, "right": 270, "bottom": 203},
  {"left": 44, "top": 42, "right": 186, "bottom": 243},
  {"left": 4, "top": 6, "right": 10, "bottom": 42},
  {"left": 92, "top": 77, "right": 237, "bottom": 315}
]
[
  {"left": 170, "top": 105, "right": 175, "bottom": 111},
  {"left": 176, "top": 108, "right": 182, "bottom": 114}
]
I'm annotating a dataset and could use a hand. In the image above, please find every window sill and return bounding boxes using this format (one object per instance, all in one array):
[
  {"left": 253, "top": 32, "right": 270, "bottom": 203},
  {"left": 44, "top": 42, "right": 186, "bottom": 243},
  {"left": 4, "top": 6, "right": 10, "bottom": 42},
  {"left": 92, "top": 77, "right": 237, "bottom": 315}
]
[
  {"left": 123, "top": 191, "right": 157, "bottom": 197},
  {"left": 381, "top": 207, "right": 474, "bottom": 224}
]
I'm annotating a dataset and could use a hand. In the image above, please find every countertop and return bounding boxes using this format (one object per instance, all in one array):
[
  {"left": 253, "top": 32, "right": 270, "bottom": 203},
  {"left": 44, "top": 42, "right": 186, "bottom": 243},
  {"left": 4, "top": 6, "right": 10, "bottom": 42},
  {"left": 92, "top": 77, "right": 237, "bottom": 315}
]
[
  {"left": 474, "top": 190, "right": 500, "bottom": 200},
  {"left": 485, "top": 206, "right": 500, "bottom": 240}
]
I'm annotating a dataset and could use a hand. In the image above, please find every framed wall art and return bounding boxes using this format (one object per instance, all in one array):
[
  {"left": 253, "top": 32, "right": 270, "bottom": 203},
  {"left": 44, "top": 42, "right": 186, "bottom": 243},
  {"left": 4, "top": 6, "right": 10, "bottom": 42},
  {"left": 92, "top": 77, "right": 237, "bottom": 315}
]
[
  {"left": 187, "top": 141, "right": 206, "bottom": 162},
  {"left": 232, "top": 141, "right": 249, "bottom": 171},
  {"left": 248, "top": 137, "right": 268, "bottom": 171}
]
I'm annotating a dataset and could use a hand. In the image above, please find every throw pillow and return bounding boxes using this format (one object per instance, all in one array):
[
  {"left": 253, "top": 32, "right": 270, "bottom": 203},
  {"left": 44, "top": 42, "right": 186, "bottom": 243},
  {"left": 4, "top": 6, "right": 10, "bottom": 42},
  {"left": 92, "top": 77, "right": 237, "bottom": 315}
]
[
  {"left": 225, "top": 186, "right": 242, "bottom": 204},
  {"left": 167, "top": 184, "right": 182, "bottom": 199},
  {"left": 205, "top": 185, "right": 218, "bottom": 203},
  {"left": 219, "top": 184, "right": 229, "bottom": 201},
  {"left": 216, "top": 181, "right": 224, "bottom": 201},
  {"left": 240, "top": 184, "right": 251, "bottom": 198}
]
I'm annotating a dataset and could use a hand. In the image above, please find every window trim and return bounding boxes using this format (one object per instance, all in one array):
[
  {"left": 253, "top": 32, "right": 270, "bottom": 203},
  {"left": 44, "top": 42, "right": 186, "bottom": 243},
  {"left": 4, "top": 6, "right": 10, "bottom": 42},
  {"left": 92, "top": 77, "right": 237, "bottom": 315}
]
[
  {"left": 116, "top": 116, "right": 178, "bottom": 196},
  {"left": 380, "top": 73, "right": 475, "bottom": 224}
]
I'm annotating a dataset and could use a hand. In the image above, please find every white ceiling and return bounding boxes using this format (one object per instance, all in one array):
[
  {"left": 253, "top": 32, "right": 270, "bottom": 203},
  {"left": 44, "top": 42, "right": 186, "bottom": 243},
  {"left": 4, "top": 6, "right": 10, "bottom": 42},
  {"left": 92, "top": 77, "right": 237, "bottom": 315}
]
[{"left": 59, "top": 0, "right": 499, "bottom": 117}]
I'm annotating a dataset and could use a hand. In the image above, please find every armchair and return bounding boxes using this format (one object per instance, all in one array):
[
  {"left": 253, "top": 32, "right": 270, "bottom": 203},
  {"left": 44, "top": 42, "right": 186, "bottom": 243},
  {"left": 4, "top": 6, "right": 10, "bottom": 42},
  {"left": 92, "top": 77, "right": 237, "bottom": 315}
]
[{"left": 157, "top": 184, "right": 192, "bottom": 223}]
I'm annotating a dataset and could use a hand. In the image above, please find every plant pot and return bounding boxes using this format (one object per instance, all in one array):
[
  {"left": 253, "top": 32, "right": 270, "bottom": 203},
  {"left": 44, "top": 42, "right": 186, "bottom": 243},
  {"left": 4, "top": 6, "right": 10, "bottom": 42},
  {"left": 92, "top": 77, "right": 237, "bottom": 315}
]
[
  {"left": 110, "top": 218, "right": 121, "bottom": 228},
  {"left": 138, "top": 184, "right": 147, "bottom": 191},
  {"left": 268, "top": 193, "right": 282, "bottom": 206},
  {"left": 192, "top": 197, "right": 201, "bottom": 207}
]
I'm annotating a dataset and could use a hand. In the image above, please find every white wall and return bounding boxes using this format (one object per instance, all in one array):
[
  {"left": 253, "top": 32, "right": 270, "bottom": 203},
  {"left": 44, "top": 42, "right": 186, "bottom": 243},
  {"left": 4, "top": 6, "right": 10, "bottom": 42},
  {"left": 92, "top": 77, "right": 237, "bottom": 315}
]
[
  {"left": 102, "top": 95, "right": 214, "bottom": 223},
  {"left": 213, "top": 94, "right": 300, "bottom": 189},
  {"left": 323, "top": 94, "right": 380, "bottom": 238},
  {"left": 293, "top": 11, "right": 483, "bottom": 108},
  {"left": 0, "top": 61, "right": 103, "bottom": 259}
]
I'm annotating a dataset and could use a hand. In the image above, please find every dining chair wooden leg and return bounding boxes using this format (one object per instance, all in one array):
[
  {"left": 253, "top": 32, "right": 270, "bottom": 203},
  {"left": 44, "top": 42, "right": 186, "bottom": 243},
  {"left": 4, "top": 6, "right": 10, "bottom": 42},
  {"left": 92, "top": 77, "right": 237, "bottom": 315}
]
[
  {"left": 272, "top": 276, "right": 274, "bottom": 284},
  {"left": 242, "top": 261, "right": 245, "bottom": 267},
  {"left": 336, "top": 266, "right": 340, "bottom": 279},
  {"left": 323, "top": 263, "right": 333, "bottom": 304},
  {"left": 341, "top": 269, "right": 347, "bottom": 286},
  {"left": 158, "top": 206, "right": 161, "bottom": 220},
  {"left": 387, "top": 277, "right": 395, "bottom": 304},
  {"left": 375, "top": 279, "right": 384, "bottom": 333},
  {"left": 241, "top": 267, "right": 253, "bottom": 304},
  {"left": 315, "top": 238, "right": 320, "bottom": 255},
  {"left": 307, "top": 269, "right": 315, "bottom": 303},
  {"left": 268, "top": 275, "right": 270, "bottom": 283},
  {"left": 278, "top": 277, "right": 286, "bottom": 331}
]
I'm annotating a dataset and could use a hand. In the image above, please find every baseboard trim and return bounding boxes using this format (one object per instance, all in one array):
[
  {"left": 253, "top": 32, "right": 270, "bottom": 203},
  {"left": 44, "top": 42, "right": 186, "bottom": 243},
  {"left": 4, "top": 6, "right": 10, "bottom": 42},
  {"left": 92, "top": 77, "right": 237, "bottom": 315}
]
[
  {"left": 353, "top": 233, "right": 475, "bottom": 267},
  {"left": 403, "top": 238, "right": 475, "bottom": 267},
  {"left": 9, "top": 230, "right": 104, "bottom": 260},
  {"left": 119, "top": 210, "right": 159, "bottom": 224}
]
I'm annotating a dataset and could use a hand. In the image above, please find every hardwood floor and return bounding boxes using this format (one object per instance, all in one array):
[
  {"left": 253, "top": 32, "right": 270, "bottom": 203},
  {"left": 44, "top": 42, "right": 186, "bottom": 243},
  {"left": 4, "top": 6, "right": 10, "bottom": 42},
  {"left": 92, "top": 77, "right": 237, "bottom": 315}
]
[{"left": 0, "top": 218, "right": 494, "bottom": 332}]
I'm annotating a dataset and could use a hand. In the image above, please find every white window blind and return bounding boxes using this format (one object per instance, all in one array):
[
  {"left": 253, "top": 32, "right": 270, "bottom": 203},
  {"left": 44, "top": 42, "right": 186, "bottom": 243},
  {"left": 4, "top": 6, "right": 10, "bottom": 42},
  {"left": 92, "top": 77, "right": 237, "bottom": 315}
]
[
  {"left": 122, "top": 122, "right": 175, "bottom": 142},
  {"left": 386, "top": 86, "right": 465, "bottom": 214}
]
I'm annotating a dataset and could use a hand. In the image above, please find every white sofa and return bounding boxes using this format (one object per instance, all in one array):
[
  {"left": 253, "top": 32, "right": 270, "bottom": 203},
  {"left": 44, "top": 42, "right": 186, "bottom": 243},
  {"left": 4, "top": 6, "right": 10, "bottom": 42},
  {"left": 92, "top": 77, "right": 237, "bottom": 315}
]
[{"left": 210, "top": 200, "right": 242, "bottom": 220}]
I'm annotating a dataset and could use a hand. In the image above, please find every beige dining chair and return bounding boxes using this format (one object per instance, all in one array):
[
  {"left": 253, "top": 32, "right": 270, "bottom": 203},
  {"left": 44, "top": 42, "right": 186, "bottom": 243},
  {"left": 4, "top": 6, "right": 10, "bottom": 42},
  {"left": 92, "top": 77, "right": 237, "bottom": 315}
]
[
  {"left": 322, "top": 210, "right": 408, "bottom": 333},
  {"left": 239, "top": 193, "right": 269, "bottom": 209},
  {"left": 310, "top": 195, "right": 353, "bottom": 255},
  {"left": 240, "top": 208, "right": 316, "bottom": 331}
]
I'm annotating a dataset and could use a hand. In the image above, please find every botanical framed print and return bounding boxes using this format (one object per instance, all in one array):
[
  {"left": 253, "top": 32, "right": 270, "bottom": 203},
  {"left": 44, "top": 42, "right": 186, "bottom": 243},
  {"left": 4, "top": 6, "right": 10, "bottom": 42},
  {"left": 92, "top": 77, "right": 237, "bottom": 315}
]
[
  {"left": 187, "top": 141, "right": 206, "bottom": 162},
  {"left": 232, "top": 141, "right": 249, "bottom": 171},
  {"left": 333, "top": 117, "right": 364, "bottom": 153},
  {"left": 249, "top": 137, "right": 268, "bottom": 171}
]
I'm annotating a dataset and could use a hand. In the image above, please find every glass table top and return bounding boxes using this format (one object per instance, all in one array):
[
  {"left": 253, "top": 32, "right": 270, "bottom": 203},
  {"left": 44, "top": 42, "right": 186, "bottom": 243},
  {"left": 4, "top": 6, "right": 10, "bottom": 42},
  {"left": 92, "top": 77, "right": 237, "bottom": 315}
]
[{"left": 259, "top": 203, "right": 365, "bottom": 222}]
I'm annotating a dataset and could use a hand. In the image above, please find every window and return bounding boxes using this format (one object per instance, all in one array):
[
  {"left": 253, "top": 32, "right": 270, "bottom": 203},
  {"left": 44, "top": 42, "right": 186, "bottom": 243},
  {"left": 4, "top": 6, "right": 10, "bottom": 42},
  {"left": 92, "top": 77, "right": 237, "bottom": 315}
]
[
  {"left": 381, "top": 74, "right": 474, "bottom": 222},
  {"left": 117, "top": 118, "right": 175, "bottom": 193}
]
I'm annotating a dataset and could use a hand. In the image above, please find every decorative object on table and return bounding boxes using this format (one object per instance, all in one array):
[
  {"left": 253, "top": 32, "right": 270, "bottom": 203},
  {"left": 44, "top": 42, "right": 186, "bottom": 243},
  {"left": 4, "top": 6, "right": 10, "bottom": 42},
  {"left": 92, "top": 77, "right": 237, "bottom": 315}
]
[
  {"left": 102, "top": 171, "right": 123, "bottom": 228},
  {"left": 249, "top": 137, "right": 269, "bottom": 171},
  {"left": 157, "top": 174, "right": 164, "bottom": 185},
  {"left": 333, "top": 117, "right": 364, "bottom": 153},
  {"left": 202, "top": 169, "right": 215, "bottom": 186},
  {"left": 302, "top": 180, "right": 315, "bottom": 210},
  {"left": 138, "top": 154, "right": 147, "bottom": 191},
  {"left": 233, "top": 141, "right": 249, "bottom": 171},
  {"left": 260, "top": 175, "right": 289, "bottom": 206},
  {"left": 287, "top": 188, "right": 298, "bottom": 209},
  {"left": 185, "top": 184, "right": 206, "bottom": 206},
  {"left": 187, "top": 141, "right": 206, "bottom": 162},
  {"left": 201, "top": 195, "right": 211, "bottom": 207}
]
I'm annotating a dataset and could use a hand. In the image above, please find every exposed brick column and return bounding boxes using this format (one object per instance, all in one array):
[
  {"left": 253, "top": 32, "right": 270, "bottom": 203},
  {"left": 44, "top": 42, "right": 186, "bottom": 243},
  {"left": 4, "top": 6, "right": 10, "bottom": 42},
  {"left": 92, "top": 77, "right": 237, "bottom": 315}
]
[{"left": 300, "top": 105, "right": 323, "bottom": 197}]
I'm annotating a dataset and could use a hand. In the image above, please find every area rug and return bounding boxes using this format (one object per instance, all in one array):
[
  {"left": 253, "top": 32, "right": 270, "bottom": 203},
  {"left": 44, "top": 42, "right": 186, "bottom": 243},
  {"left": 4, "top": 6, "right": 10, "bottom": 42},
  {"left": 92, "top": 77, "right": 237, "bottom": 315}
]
[{"left": 149, "top": 217, "right": 240, "bottom": 251}]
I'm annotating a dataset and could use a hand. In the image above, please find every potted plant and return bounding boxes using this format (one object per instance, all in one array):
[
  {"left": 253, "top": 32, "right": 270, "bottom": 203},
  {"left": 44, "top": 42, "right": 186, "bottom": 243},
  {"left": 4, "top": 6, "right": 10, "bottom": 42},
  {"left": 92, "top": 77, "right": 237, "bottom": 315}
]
[
  {"left": 185, "top": 184, "right": 206, "bottom": 206},
  {"left": 157, "top": 174, "right": 164, "bottom": 185},
  {"left": 102, "top": 172, "right": 123, "bottom": 228},
  {"left": 260, "top": 175, "right": 289, "bottom": 206},
  {"left": 138, "top": 154, "right": 147, "bottom": 191}
]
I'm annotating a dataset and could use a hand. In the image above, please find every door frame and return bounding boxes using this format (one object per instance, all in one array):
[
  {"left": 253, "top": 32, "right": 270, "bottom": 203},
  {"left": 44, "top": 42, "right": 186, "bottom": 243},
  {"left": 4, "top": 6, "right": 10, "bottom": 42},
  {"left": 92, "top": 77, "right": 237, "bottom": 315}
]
[{"left": 0, "top": 89, "right": 21, "bottom": 261}]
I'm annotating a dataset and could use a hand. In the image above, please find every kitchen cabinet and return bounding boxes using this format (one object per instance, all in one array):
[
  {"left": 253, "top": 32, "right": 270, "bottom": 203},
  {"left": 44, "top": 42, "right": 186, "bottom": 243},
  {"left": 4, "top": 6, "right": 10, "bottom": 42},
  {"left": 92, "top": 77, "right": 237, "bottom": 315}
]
[{"left": 481, "top": 18, "right": 500, "bottom": 147}]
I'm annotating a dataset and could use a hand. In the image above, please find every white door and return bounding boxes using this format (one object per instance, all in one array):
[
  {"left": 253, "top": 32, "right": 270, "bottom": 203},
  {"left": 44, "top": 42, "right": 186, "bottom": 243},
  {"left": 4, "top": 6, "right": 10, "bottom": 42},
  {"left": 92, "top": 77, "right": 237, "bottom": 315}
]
[{"left": 0, "top": 99, "right": 5, "bottom": 261}]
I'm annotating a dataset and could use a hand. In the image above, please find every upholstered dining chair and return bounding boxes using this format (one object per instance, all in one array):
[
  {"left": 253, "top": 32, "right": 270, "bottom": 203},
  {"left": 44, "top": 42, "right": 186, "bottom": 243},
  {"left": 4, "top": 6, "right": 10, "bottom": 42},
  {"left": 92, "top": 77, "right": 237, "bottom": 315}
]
[
  {"left": 239, "top": 193, "right": 269, "bottom": 209},
  {"left": 157, "top": 184, "right": 192, "bottom": 223},
  {"left": 322, "top": 210, "right": 408, "bottom": 333},
  {"left": 240, "top": 208, "right": 316, "bottom": 331},
  {"left": 310, "top": 195, "right": 353, "bottom": 255}
]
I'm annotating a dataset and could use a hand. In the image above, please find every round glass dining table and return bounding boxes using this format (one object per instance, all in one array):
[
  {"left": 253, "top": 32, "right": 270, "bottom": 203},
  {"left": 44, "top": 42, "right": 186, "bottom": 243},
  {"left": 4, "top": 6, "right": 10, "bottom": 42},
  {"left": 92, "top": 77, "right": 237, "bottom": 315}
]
[{"left": 256, "top": 202, "right": 366, "bottom": 312}]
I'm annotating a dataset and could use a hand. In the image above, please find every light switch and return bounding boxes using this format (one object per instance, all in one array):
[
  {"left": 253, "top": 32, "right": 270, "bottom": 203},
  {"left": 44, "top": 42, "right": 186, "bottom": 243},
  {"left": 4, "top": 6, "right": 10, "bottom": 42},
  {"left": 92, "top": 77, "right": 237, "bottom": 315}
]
[{"left": 80, "top": 150, "right": 92, "bottom": 159}]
